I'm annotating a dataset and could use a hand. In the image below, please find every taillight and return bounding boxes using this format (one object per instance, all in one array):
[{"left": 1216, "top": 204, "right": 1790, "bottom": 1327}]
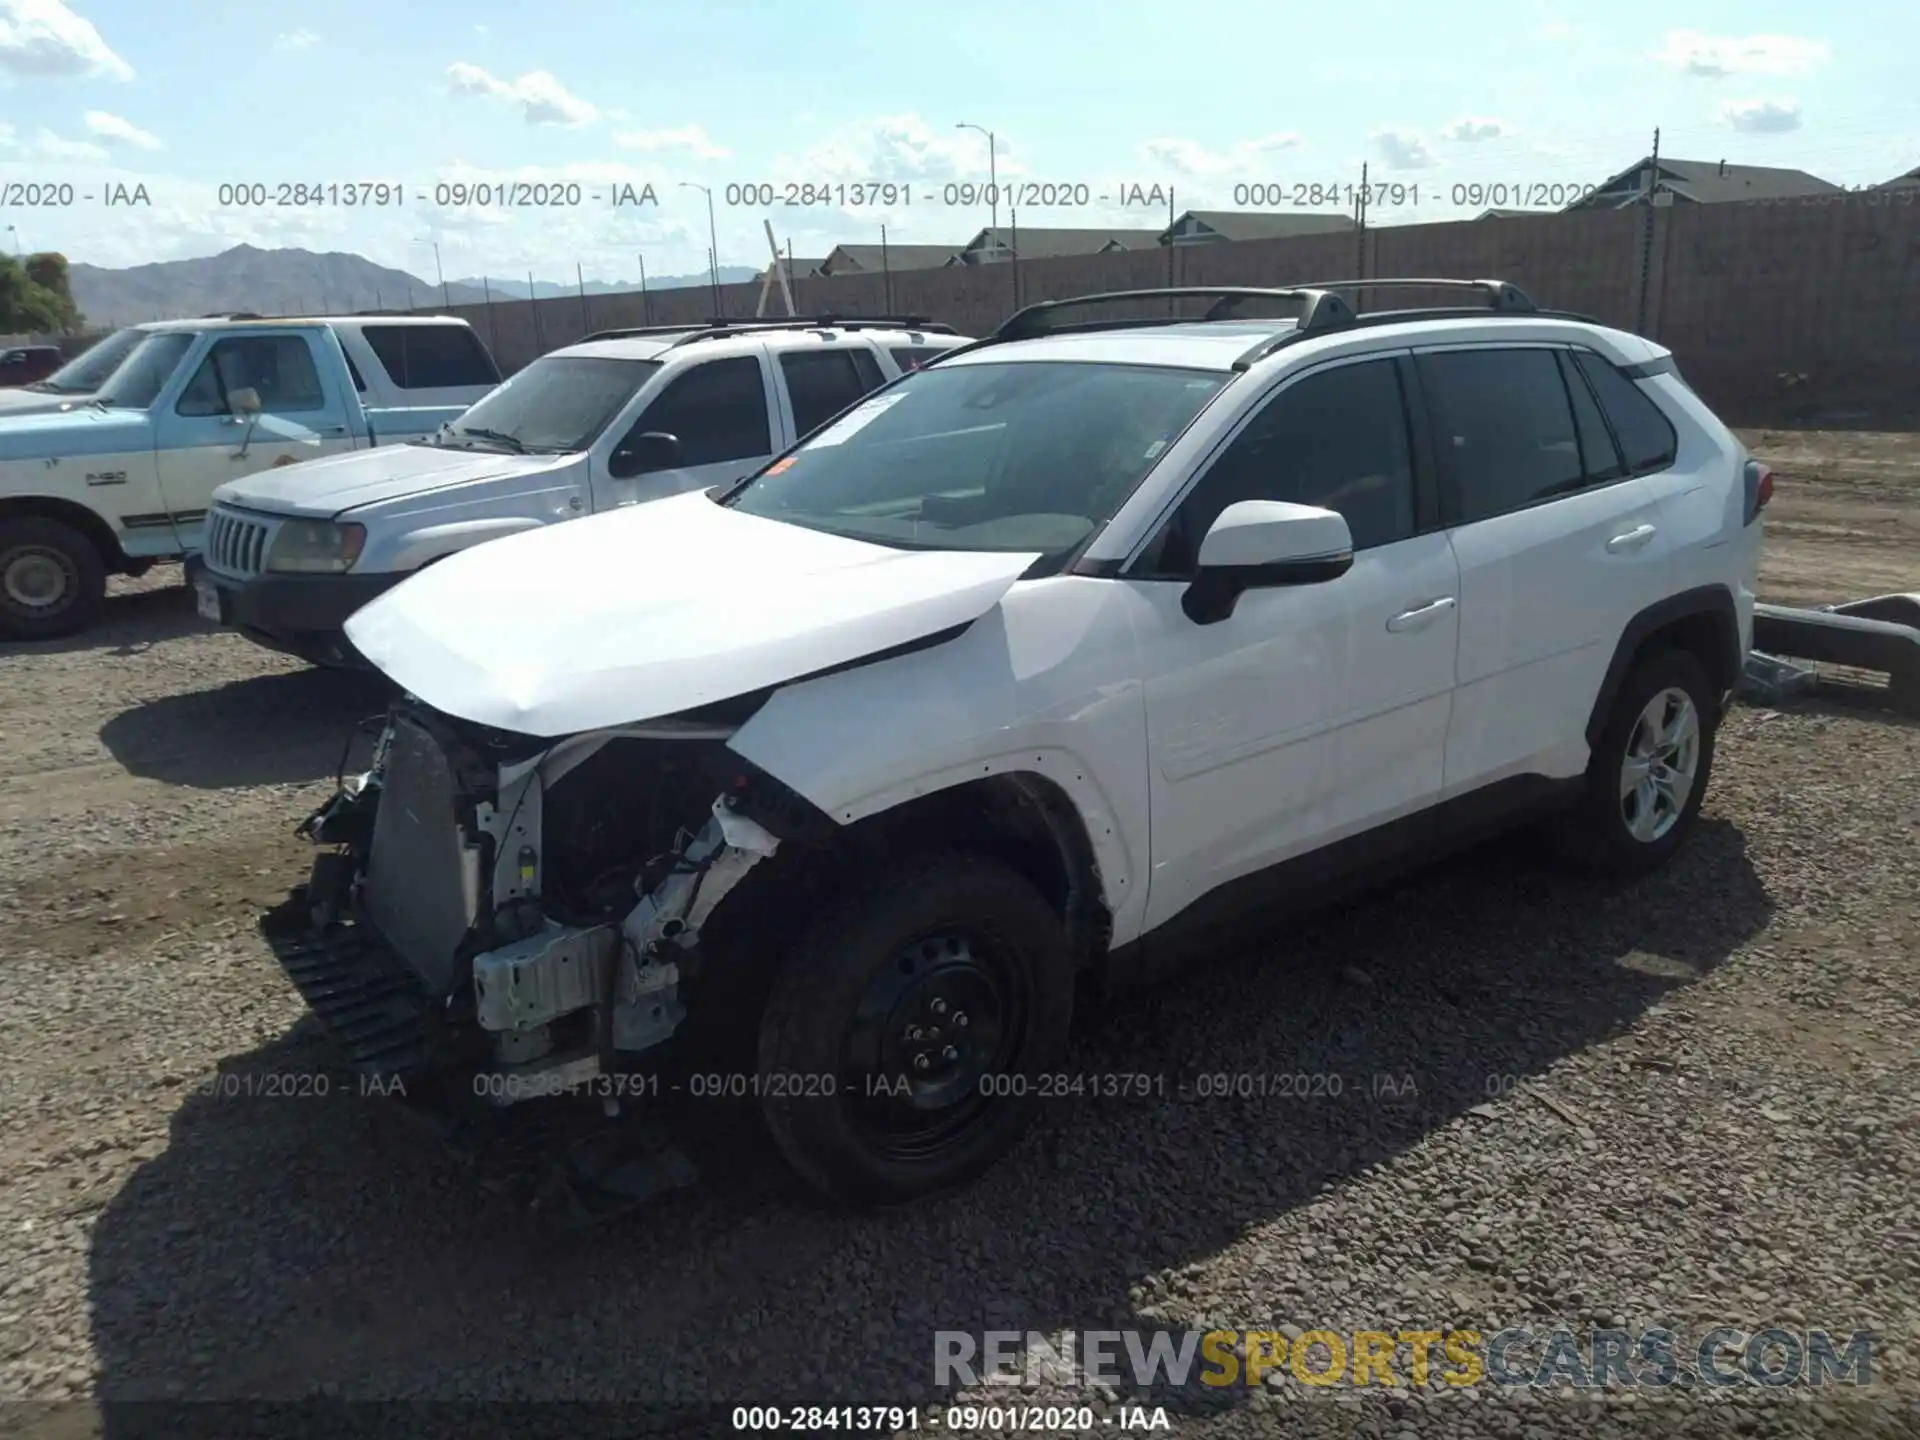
[{"left": 1744, "top": 461, "right": 1773, "bottom": 523}]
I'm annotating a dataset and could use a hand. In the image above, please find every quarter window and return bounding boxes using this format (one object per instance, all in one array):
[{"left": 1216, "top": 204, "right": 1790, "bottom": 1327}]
[
  {"left": 629, "top": 356, "right": 771, "bottom": 466},
  {"left": 1572, "top": 350, "right": 1678, "bottom": 474},
  {"left": 1142, "top": 358, "right": 1417, "bottom": 575},
  {"left": 1417, "top": 348, "right": 1585, "bottom": 523}
]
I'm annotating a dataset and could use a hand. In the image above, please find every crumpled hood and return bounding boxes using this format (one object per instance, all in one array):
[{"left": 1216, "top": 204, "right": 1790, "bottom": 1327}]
[
  {"left": 216, "top": 442, "right": 574, "bottom": 519},
  {"left": 0, "top": 406, "right": 152, "bottom": 460},
  {"left": 346, "top": 488, "right": 1041, "bottom": 737}
]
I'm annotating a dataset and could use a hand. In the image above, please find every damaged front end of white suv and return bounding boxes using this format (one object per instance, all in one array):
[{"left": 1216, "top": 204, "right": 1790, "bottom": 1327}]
[{"left": 286, "top": 694, "right": 821, "bottom": 1104}]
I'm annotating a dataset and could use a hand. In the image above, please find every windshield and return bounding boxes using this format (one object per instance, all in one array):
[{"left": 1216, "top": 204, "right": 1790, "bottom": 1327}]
[
  {"left": 444, "top": 355, "right": 662, "bottom": 453},
  {"left": 29, "top": 328, "right": 144, "bottom": 393},
  {"left": 726, "top": 360, "right": 1229, "bottom": 553},
  {"left": 93, "top": 332, "right": 198, "bottom": 409}
]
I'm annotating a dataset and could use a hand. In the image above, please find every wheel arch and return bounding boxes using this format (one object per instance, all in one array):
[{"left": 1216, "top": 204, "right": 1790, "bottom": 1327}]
[
  {"left": 0, "top": 495, "right": 129, "bottom": 571},
  {"left": 1586, "top": 584, "right": 1741, "bottom": 749}
]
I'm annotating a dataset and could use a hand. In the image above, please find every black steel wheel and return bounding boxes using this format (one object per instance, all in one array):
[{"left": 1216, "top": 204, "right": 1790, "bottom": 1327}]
[{"left": 757, "top": 851, "right": 1074, "bottom": 1205}]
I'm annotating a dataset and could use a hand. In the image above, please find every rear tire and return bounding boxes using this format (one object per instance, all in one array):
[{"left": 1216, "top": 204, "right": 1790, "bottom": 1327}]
[
  {"left": 0, "top": 516, "right": 106, "bottom": 640},
  {"left": 756, "top": 851, "right": 1074, "bottom": 1206},
  {"left": 1555, "top": 647, "right": 1718, "bottom": 875}
]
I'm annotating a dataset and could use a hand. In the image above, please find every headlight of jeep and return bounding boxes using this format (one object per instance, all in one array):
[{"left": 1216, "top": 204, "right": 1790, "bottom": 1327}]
[{"left": 265, "top": 520, "right": 366, "bottom": 574}]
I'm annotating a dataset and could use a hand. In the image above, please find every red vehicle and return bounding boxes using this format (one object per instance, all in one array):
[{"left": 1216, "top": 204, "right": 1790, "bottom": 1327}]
[{"left": 0, "top": 345, "right": 64, "bottom": 387}]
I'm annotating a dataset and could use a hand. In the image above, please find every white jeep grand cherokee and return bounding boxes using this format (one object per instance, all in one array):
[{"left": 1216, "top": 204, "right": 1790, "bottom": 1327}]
[{"left": 272, "top": 279, "right": 1767, "bottom": 1207}]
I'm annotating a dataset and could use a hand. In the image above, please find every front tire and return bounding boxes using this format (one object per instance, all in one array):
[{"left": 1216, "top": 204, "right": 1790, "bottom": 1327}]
[
  {"left": 756, "top": 852, "right": 1074, "bottom": 1206},
  {"left": 1557, "top": 648, "right": 1718, "bottom": 874},
  {"left": 0, "top": 516, "right": 106, "bottom": 640}
]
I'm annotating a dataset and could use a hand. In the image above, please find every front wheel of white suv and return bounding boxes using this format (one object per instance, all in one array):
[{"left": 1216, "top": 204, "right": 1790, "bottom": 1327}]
[
  {"left": 756, "top": 851, "right": 1076, "bottom": 1206},
  {"left": 1556, "top": 648, "right": 1719, "bottom": 875}
]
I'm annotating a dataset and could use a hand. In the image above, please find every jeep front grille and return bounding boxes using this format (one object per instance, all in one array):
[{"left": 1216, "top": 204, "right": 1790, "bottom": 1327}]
[
  {"left": 362, "top": 716, "right": 481, "bottom": 997},
  {"left": 204, "top": 506, "right": 274, "bottom": 579}
]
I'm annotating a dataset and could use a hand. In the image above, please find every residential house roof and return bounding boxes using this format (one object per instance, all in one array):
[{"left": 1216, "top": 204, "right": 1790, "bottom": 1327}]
[
  {"left": 1875, "top": 165, "right": 1920, "bottom": 190},
  {"left": 1567, "top": 156, "right": 1843, "bottom": 209},
  {"left": 1160, "top": 210, "right": 1357, "bottom": 242},
  {"left": 759, "top": 256, "right": 827, "bottom": 280},
  {"left": 957, "top": 226, "right": 1167, "bottom": 260},
  {"left": 817, "top": 244, "right": 961, "bottom": 275}
]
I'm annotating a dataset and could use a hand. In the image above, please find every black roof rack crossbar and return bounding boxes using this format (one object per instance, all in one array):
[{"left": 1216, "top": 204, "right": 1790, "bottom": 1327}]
[
  {"left": 1285, "top": 277, "right": 1537, "bottom": 312},
  {"left": 578, "top": 315, "right": 953, "bottom": 346},
  {"left": 992, "top": 287, "right": 1349, "bottom": 343}
]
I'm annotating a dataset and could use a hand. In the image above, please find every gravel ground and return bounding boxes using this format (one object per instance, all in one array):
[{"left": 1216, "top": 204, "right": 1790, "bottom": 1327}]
[{"left": 0, "top": 430, "right": 1916, "bottom": 1439}]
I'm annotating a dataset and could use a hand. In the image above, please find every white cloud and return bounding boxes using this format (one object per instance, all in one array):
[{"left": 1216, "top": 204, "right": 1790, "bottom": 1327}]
[
  {"left": 1441, "top": 116, "right": 1514, "bottom": 142},
  {"left": 22, "top": 127, "right": 107, "bottom": 161},
  {"left": 0, "top": 0, "right": 132, "bottom": 79},
  {"left": 1137, "top": 133, "right": 1303, "bottom": 177},
  {"left": 83, "top": 109, "right": 161, "bottom": 150},
  {"left": 612, "top": 123, "right": 730, "bottom": 159},
  {"left": 273, "top": 28, "right": 317, "bottom": 50},
  {"left": 1653, "top": 29, "right": 1830, "bottom": 77},
  {"left": 446, "top": 62, "right": 597, "bottom": 126},
  {"left": 1722, "top": 98, "right": 1803, "bottom": 134},
  {"left": 1372, "top": 128, "right": 1437, "bottom": 169}
]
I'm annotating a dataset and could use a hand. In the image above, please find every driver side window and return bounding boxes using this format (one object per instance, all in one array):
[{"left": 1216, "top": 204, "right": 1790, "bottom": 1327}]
[
  {"left": 616, "top": 356, "right": 771, "bottom": 468},
  {"left": 176, "top": 336, "right": 326, "bottom": 417},
  {"left": 1134, "top": 358, "right": 1417, "bottom": 577}
]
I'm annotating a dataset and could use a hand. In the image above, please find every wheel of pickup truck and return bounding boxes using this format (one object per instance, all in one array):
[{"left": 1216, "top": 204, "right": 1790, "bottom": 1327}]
[
  {"left": 1555, "top": 647, "right": 1718, "bottom": 875},
  {"left": 0, "top": 515, "right": 106, "bottom": 640},
  {"left": 756, "top": 851, "right": 1075, "bottom": 1206}
]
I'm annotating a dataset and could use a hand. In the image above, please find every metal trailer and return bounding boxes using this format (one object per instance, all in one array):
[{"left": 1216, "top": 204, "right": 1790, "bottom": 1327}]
[{"left": 1749, "top": 593, "right": 1920, "bottom": 715}]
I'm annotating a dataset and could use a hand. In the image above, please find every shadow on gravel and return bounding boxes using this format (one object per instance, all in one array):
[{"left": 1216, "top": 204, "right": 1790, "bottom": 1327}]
[
  {"left": 98, "top": 668, "right": 394, "bottom": 790},
  {"left": 0, "top": 583, "right": 208, "bottom": 661},
  {"left": 79, "top": 819, "right": 1773, "bottom": 1437}
]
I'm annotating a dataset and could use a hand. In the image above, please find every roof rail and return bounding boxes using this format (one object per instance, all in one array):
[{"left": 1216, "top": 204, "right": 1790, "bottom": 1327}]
[
  {"left": 578, "top": 315, "right": 954, "bottom": 346},
  {"left": 203, "top": 311, "right": 263, "bottom": 320},
  {"left": 1285, "top": 277, "right": 1538, "bottom": 314}
]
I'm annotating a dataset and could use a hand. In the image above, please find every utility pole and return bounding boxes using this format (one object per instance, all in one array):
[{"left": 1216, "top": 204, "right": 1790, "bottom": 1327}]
[
  {"left": 481, "top": 275, "right": 499, "bottom": 356},
  {"left": 529, "top": 270, "right": 543, "bottom": 350},
  {"left": 881, "top": 224, "right": 893, "bottom": 314},
  {"left": 678, "top": 182, "right": 721, "bottom": 315},
  {"left": 1009, "top": 207, "right": 1019, "bottom": 311},
  {"left": 1355, "top": 162, "right": 1369, "bottom": 309},
  {"left": 638, "top": 254, "right": 652, "bottom": 324},
  {"left": 577, "top": 261, "right": 590, "bottom": 332},
  {"left": 1636, "top": 127, "right": 1661, "bottom": 333}
]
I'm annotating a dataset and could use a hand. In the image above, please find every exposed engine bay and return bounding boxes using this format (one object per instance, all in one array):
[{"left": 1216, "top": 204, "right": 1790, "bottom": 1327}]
[{"left": 288, "top": 693, "right": 828, "bottom": 1112}]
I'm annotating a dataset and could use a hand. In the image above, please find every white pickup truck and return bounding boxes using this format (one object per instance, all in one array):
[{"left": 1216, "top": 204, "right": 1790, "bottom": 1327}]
[
  {"left": 0, "top": 314, "right": 502, "bottom": 639},
  {"left": 0, "top": 326, "right": 146, "bottom": 417},
  {"left": 198, "top": 317, "right": 966, "bottom": 667}
]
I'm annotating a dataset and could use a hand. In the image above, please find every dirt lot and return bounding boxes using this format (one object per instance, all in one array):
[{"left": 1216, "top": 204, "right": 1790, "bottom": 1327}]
[{"left": 0, "top": 431, "right": 1916, "bottom": 1438}]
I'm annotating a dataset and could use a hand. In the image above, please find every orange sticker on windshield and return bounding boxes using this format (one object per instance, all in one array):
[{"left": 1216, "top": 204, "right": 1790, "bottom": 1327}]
[{"left": 765, "top": 456, "right": 796, "bottom": 476}]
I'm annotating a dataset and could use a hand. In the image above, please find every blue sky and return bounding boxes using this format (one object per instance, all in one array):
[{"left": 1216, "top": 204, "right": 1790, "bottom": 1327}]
[{"left": 2, "top": 0, "right": 1915, "bottom": 283}]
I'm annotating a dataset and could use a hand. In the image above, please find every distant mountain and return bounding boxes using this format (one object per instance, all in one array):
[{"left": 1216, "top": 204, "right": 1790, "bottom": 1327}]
[
  {"left": 453, "top": 267, "right": 757, "bottom": 300},
  {"left": 66, "top": 245, "right": 760, "bottom": 326}
]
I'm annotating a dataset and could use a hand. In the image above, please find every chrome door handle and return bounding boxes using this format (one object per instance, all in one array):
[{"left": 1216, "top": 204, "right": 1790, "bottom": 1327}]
[
  {"left": 1606, "top": 523, "right": 1657, "bottom": 553},
  {"left": 1386, "top": 596, "right": 1457, "bottom": 632}
]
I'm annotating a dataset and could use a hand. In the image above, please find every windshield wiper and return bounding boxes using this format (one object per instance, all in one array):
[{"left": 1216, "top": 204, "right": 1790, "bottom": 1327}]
[{"left": 453, "top": 426, "right": 529, "bottom": 454}]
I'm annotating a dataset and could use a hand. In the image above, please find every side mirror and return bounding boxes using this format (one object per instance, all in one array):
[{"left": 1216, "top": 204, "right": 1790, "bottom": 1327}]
[
  {"left": 227, "top": 386, "right": 262, "bottom": 419},
  {"left": 1182, "top": 499, "right": 1354, "bottom": 625},
  {"left": 607, "top": 430, "right": 683, "bottom": 480}
]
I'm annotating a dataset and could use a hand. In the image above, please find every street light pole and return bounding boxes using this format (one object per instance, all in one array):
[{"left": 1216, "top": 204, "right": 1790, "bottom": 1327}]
[
  {"left": 955, "top": 122, "right": 999, "bottom": 254},
  {"left": 679, "top": 182, "right": 721, "bottom": 315}
]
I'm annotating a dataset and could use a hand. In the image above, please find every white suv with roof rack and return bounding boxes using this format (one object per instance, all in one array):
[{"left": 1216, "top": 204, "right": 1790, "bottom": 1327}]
[
  {"left": 267, "top": 278, "right": 1766, "bottom": 1208},
  {"left": 198, "top": 316, "right": 967, "bottom": 666}
]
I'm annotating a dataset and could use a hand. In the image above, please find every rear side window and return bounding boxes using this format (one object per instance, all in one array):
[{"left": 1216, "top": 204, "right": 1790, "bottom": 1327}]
[
  {"left": 636, "top": 356, "right": 771, "bottom": 465},
  {"left": 1418, "top": 348, "right": 1585, "bottom": 524},
  {"left": 359, "top": 324, "right": 501, "bottom": 390},
  {"left": 1572, "top": 351, "right": 1678, "bottom": 474},
  {"left": 780, "top": 349, "right": 877, "bottom": 438},
  {"left": 890, "top": 346, "right": 944, "bottom": 371},
  {"left": 849, "top": 347, "right": 885, "bottom": 391}
]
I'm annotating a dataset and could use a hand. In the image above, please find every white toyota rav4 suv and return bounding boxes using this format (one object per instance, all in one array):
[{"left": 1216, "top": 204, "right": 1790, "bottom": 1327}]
[{"left": 271, "top": 279, "right": 1767, "bottom": 1207}]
